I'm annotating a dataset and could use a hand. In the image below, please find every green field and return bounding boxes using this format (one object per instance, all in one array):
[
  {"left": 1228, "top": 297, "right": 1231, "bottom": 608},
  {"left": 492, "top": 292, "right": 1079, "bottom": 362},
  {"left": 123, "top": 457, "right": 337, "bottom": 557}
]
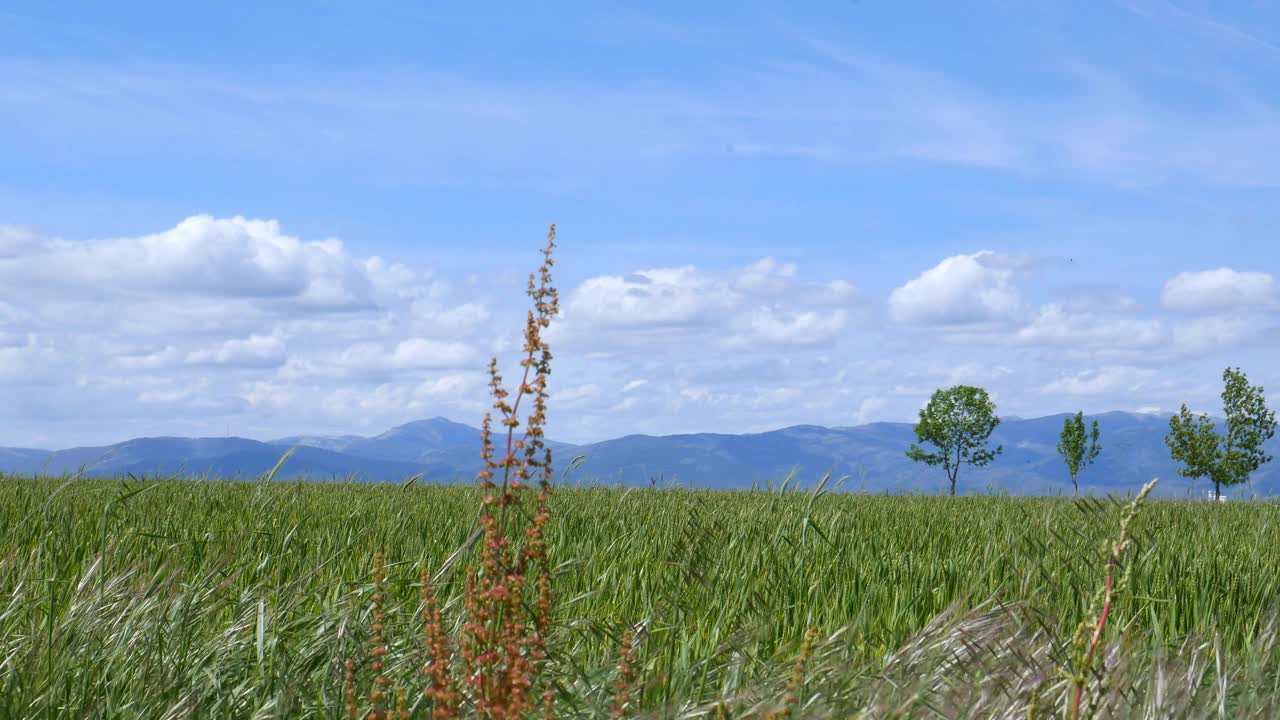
[{"left": 3, "top": 474, "right": 1280, "bottom": 718}]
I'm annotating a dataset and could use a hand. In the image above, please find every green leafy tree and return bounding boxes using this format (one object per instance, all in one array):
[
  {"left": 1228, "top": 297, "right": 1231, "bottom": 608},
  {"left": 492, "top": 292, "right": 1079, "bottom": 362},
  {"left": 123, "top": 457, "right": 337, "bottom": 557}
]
[
  {"left": 1056, "top": 411, "right": 1101, "bottom": 497},
  {"left": 1165, "top": 407, "right": 1221, "bottom": 497},
  {"left": 905, "top": 385, "right": 1003, "bottom": 496},
  {"left": 1166, "top": 367, "right": 1277, "bottom": 500}
]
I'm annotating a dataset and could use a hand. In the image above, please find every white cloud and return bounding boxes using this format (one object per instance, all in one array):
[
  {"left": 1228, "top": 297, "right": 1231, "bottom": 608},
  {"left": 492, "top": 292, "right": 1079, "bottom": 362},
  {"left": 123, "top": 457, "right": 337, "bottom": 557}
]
[
  {"left": 732, "top": 257, "right": 798, "bottom": 294},
  {"left": 389, "top": 338, "right": 476, "bottom": 369},
  {"left": 411, "top": 300, "right": 492, "bottom": 336},
  {"left": 116, "top": 346, "right": 184, "bottom": 370},
  {"left": 1161, "top": 268, "right": 1277, "bottom": 312},
  {"left": 0, "top": 225, "right": 52, "bottom": 258},
  {"left": 853, "top": 396, "right": 888, "bottom": 423},
  {"left": 335, "top": 338, "right": 477, "bottom": 371},
  {"left": 551, "top": 257, "right": 859, "bottom": 353},
  {"left": 186, "top": 334, "right": 286, "bottom": 367},
  {"left": 1010, "top": 296, "right": 1269, "bottom": 360},
  {"left": 556, "top": 384, "right": 603, "bottom": 408},
  {"left": 1, "top": 212, "right": 1277, "bottom": 450},
  {"left": 10, "top": 10, "right": 1280, "bottom": 447},
  {"left": 1055, "top": 290, "right": 1140, "bottom": 315},
  {"left": 800, "top": 279, "right": 858, "bottom": 305},
  {"left": 888, "top": 251, "right": 1027, "bottom": 327},
  {"left": 0, "top": 216, "right": 380, "bottom": 307},
  {"left": 0, "top": 217, "right": 506, "bottom": 445},
  {"left": 725, "top": 306, "right": 849, "bottom": 349},
  {"left": 563, "top": 266, "right": 732, "bottom": 329},
  {"left": 928, "top": 363, "right": 1014, "bottom": 388},
  {"left": 1169, "top": 314, "right": 1262, "bottom": 354},
  {"left": 742, "top": 385, "right": 804, "bottom": 410},
  {"left": 1038, "top": 366, "right": 1157, "bottom": 396},
  {"left": 137, "top": 387, "right": 194, "bottom": 405},
  {"left": 412, "top": 374, "right": 475, "bottom": 400},
  {"left": 1015, "top": 304, "right": 1164, "bottom": 349},
  {"left": 0, "top": 335, "right": 63, "bottom": 382}
]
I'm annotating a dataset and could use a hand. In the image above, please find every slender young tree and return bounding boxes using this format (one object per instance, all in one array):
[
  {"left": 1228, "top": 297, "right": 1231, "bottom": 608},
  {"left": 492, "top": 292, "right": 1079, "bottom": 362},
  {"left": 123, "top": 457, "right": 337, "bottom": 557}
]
[
  {"left": 1166, "top": 367, "right": 1277, "bottom": 500},
  {"left": 1220, "top": 366, "right": 1277, "bottom": 495},
  {"left": 905, "top": 385, "right": 1003, "bottom": 496},
  {"left": 1056, "top": 411, "right": 1101, "bottom": 497}
]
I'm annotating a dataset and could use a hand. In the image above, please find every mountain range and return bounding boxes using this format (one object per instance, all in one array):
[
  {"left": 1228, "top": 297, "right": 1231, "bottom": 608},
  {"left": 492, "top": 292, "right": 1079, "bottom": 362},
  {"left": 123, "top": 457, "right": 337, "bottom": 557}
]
[{"left": 2, "top": 412, "right": 1276, "bottom": 498}]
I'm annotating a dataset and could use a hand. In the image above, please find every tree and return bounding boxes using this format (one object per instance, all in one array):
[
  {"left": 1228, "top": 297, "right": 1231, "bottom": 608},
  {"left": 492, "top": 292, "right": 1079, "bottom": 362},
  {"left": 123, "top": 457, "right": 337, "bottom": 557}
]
[
  {"left": 1056, "top": 411, "right": 1101, "bottom": 497},
  {"left": 905, "top": 385, "right": 1003, "bottom": 496},
  {"left": 1165, "top": 406, "right": 1222, "bottom": 497},
  {"left": 1166, "top": 367, "right": 1277, "bottom": 500}
]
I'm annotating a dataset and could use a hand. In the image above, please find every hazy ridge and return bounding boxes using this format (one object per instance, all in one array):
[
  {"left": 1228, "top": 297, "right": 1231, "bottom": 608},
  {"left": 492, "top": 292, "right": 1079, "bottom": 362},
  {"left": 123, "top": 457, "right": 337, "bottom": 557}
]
[{"left": 3, "top": 411, "right": 1275, "bottom": 497}]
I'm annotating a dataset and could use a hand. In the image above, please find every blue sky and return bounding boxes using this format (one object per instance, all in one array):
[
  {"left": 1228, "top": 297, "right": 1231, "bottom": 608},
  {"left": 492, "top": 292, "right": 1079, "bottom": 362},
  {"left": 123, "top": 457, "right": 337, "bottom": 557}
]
[{"left": 1, "top": 1, "right": 1278, "bottom": 448}]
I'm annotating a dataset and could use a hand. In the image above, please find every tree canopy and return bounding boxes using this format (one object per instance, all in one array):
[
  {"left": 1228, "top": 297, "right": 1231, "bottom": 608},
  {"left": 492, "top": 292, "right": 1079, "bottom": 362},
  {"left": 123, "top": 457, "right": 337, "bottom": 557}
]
[
  {"left": 1166, "top": 367, "right": 1277, "bottom": 500},
  {"left": 905, "top": 384, "right": 1003, "bottom": 496},
  {"left": 1056, "top": 412, "right": 1101, "bottom": 497}
]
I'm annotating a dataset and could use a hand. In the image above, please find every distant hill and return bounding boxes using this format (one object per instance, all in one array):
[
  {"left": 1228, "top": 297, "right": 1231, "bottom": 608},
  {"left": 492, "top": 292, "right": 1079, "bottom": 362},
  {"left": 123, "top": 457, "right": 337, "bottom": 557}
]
[
  {"left": 0, "top": 446, "right": 56, "bottom": 475},
  {"left": 269, "top": 416, "right": 479, "bottom": 461},
  {"left": 1, "top": 412, "right": 1277, "bottom": 497},
  {"left": 558, "top": 411, "right": 1277, "bottom": 497},
  {"left": 0, "top": 436, "right": 442, "bottom": 482}
]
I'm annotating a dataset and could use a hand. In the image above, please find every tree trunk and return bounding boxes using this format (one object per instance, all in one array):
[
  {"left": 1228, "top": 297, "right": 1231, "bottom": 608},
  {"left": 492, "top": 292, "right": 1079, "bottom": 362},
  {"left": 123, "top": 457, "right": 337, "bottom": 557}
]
[
  {"left": 1214, "top": 480, "right": 1221, "bottom": 501},
  {"left": 949, "top": 475, "right": 956, "bottom": 496},
  {"left": 1072, "top": 474, "right": 1078, "bottom": 497}
]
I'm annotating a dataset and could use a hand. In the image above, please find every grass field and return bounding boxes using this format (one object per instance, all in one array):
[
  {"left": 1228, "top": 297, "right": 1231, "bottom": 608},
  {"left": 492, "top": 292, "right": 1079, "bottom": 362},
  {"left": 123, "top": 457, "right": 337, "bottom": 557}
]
[{"left": 3, "top": 473, "right": 1280, "bottom": 718}]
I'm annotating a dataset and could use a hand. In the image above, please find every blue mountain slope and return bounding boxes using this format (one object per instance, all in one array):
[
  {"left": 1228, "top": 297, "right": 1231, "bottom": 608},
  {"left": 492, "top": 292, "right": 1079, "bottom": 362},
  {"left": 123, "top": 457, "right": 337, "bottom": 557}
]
[
  {"left": 26, "top": 437, "right": 267, "bottom": 476},
  {"left": 270, "top": 416, "right": 577, "bottom": 464},
  {"left": 15, "top": 437, "right": 459, "bottom": 482},
  {"left": 555, "top": 413, "right": 1280, "bottom": 496},
  {"left": 266, "top": 433, "right": 365, "bottom": 453},
  {"left": 0, "top": 446, "right": 57, "bottom": 475},
  {"left": 108, "top": 446, "right": 449, "bottom": 483},
  {"left": 4, "top": 412, "right": 1279, "bottom": 496}
]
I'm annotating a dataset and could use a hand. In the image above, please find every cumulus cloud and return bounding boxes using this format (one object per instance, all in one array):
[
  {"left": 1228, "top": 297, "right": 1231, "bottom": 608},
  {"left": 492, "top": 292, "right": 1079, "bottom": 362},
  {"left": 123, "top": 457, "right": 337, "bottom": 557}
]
[
  {"left": 551, "top": 257, "right": 859, "bottom": 353},
  {"left": 732, "top": 257, "right": 798, "bottom": 294},
  {"left": 800, "top": 279, "right": 858, "bottom": 305},
  {"left": 0, "top": 335, "right": 64, "bottom": 382},
  {"left": 0, "top": 216, "right": 500, "bottom": 444},
  {"left": 334, "top": 338, "right": 478, "bottom": 370},
  {"left": 1015, "top": 304, "right": 1164, "bottom": 349},
  {"left": 137, "top": 387, "right": 196, "bottom": 405},
  {"left": 186, "top": 334, "right": 287, "bottom": 367},
  {"left": 563, "top": 265, "right": 733, "bottom": 329},
  {"left": 1054, "top": 290, "right": 1140, "bottom": 315},
  {"left": 724, "top": 306, "right": 850, "bottom": 349},
  {"left": 888, "top": 251, "right": 1028, "bottom": 327},
  {"left": 555, "top": 383, "right": 603, "bottom": 408},
  {"left": 413, "top": 374, "right": 476, "bottom": 399},
  {"left": 411, "top": 300, "right": 492, "bottom": 336},
  {"left": 853, "top": 396, "right": 888, "bottom": 423},
  {"left": 0, "top": 215, "right": 387, "bottom": 307},
  {"left": 1038, "top": 366, "right": 1157, "bottom": 395},
  {"left": 927, "top": 362, "right": 1014, "bottom": 388},
  {"left": 3, "top": 215, "right": 1278, "bottom": 450},
  {"left": 1161, "top": 268, "right": 1277, "bottom": 312},
  {"left": 115, "top": 346, "right": 183, "bottom": 371},
  {"left": 1169, "top": 314, "right": 1263, "bottom": 354}
]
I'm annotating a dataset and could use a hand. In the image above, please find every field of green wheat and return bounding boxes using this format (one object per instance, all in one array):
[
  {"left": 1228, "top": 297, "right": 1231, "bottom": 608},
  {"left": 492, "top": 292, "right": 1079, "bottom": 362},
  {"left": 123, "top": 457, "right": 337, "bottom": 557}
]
[{"left": 2, "top": 473, "right": 1279, "bottom": 718}]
